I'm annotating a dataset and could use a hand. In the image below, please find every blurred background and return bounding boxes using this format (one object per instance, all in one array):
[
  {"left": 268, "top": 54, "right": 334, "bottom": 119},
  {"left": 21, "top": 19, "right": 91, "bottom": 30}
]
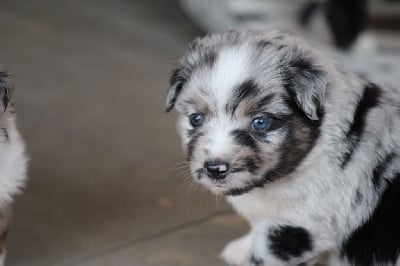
[{"left": 0, "top": 0, "right": 399, "bottom": 265}]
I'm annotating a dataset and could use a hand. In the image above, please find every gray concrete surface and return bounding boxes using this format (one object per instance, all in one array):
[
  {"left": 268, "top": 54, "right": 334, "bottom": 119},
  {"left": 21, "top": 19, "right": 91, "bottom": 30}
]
[{"left": 0, "top": 1, "right": 247, "bottom": 265}]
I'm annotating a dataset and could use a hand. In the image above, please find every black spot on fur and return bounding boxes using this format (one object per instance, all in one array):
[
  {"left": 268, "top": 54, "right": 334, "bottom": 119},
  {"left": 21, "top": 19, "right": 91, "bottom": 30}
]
[
  {"left": 341, "top": 83, "right": 381, "bottom": 168},
  {"left": 256, "top": 40, "right": 272, "bottom": 50},
  {"left": 244, "top": 157, "right": 258, "bottom": 174},
  {"left": 341, "top": 173, "right": 400, "bottom": 266},
  {"left": 372, "top": 153, "right": 396, "bottom": 189},
  {"left": 347, "top": 84, "right": 381, "bottom": 137},
  {"left": 354, "top": 188, "right": 363, "bottom": 207},
  {"left": 229, "top": 80, "right": 259, "bottom": 115},
  {"left": 0, "top": 128, "right": 8, "bottom": 141},
  {"left": 269, "top": 226, "right": 313, "bottom": 261},
  {"left": 250, "top": 254, "right": 264, "bottom": 266},
  {"left": 230, "top": 129, "right": 258, "bottom": 152}
]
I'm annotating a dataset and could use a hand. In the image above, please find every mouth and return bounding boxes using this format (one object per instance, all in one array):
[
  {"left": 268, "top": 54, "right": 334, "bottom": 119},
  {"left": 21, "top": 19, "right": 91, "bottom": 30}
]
[{"left": 193, "top": 167, "right": 265, "bottom": 196}]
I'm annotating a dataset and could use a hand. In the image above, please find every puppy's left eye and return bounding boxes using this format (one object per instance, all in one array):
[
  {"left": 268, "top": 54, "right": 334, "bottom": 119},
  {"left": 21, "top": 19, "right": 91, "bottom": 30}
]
[
  {"left": 189, "top": 113, "right": 204, "bottom": 127},
  {"left": 250, "top": 116, "right": 270, "bottom": 131}
]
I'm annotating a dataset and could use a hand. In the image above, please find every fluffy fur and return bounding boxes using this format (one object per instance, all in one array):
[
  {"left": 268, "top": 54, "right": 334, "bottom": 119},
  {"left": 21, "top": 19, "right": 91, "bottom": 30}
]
[
  {"left": 166, "top": 30, "right": 400, "bottom": 265},
  {"left": 0, "top": 72, "right": 27, "bottom": 266}
]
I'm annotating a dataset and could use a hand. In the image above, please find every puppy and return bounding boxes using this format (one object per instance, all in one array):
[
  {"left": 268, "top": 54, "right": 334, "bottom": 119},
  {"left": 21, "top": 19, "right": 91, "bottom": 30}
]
[
  {"left": 0, "top": 72, "right": 27, "bottom": 265},
  {"left": 166, "top": 30, "right": 400, "bottom": 265}
]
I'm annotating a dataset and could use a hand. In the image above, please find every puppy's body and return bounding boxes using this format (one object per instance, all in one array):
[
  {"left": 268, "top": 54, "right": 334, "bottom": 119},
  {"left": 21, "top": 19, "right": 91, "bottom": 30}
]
[
  {"left": 0, "top": 73, "right": 27, "bottom": 265},
  {"left": 167, "top": 31, "right": 400, "bottom": 265}
]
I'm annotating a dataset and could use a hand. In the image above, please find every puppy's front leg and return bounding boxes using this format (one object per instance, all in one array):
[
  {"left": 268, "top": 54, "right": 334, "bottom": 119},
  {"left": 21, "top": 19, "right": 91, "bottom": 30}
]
[
  {"left": 220, "top": 231, "right": 254, "bottom": 266},
  {"left": 246, "top": 222, "right": 334, "bottom": 266}
]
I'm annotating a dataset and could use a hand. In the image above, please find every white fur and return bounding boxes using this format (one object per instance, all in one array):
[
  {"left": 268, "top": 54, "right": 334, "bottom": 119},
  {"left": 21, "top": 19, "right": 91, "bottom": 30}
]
[
  {"left": 0, "top": 115, "right": 27, "bottom": 206},
  {"left": 211, "top": 46, "right": 251, "bottom": 109},
  {"left": 220, "top": 232, "right": 253, "bottom": 266}
]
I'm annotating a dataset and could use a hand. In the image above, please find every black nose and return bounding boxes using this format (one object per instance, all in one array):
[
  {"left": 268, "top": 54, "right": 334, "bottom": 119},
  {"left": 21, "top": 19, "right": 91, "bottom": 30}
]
[{"left": 204, "top": 160, "right": 230, "bottom": 180}]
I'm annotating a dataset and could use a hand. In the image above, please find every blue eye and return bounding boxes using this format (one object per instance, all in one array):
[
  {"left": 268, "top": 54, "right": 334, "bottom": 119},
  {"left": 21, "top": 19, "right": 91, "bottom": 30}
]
[
  {"left": 189, "top": 113, "right": 204, "bottom": 127},
  {"left": 250, "top": 116, "right": 270, "bottom": 131}
]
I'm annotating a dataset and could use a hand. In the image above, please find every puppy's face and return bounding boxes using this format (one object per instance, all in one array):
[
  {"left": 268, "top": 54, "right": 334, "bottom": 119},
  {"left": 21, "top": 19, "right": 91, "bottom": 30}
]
[{"left": 167, "top": 31, "right": 327, "bottom": 196}]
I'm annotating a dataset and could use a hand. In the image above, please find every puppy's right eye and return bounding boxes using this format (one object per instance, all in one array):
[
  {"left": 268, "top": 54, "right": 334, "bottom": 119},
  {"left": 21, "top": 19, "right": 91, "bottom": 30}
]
[
  {"left": 189, "top": 113, "right": 204, "bottom": 127},
  {"left": 250, "top": 116, "right": 270, "bottom": 131}
]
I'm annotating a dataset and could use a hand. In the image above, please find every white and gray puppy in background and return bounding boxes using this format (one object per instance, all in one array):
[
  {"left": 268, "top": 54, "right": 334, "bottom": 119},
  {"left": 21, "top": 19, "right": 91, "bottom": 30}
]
[
  {"left": 0, "top": 73, "right": 27, "bottom": 266},
  {"left": 166, "top": 30, "right": 400, "bottom": 266}
]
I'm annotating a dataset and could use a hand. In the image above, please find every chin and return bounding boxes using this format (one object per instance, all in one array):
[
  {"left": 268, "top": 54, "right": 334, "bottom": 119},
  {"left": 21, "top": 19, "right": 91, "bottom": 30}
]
[
  {"left": 197, "top": 173, "right": 264, "bottom": 196},
  {"left": 196, "top": 176, "right": 228, "bottom": 195},
  {"left": 206, "top": 186, "right": 228, "bottom": 195}
]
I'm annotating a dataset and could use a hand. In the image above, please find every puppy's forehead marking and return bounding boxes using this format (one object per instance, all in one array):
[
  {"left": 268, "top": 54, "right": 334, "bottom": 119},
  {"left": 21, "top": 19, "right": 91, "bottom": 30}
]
[
  {"left": 210, "top": 46, "right": 251, "bottom": 110},
  {"left": 207, "top": 121, "right": 234, "bottom": 156}
]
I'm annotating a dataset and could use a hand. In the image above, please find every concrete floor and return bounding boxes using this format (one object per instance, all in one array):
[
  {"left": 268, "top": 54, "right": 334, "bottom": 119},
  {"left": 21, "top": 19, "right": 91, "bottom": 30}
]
[{"left": 0, "top": 1, "right": 247, "bottom": 265}]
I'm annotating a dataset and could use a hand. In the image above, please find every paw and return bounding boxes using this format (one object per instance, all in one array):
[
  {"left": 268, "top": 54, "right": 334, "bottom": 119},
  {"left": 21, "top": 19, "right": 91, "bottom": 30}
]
[{"left": 220, "top": 233, "right": 252, "bottom": 266}]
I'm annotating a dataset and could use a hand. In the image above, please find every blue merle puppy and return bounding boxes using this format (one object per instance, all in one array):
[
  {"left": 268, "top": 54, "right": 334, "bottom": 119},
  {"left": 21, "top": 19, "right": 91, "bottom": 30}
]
[{"left": 166, "top": 30, "right": 400, "bottom": 266}]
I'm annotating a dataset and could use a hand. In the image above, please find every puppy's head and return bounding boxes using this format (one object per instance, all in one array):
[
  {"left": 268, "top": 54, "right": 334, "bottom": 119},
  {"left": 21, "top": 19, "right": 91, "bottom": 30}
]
[{"left": 167, "top": 31, "right": 327, "bottom": 196}]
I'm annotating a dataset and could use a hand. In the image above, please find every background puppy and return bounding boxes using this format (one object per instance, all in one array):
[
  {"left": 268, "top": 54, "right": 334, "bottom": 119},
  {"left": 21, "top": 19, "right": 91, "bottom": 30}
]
[
  {"left": 166, "top": 31, "right": 400, "bottom": 265},
  {"left": 0, "top": 72, "right": 27, "bottom": 266}
]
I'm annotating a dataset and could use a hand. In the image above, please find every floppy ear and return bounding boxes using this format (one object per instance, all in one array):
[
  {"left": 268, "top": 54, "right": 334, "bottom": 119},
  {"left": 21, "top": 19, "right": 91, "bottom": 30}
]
[
  {"left": 0, "top": 72, "right": 13, "bottom": 113},
  {"left": 285, "top": 56, "right": 327, "bottom": 120},
  {"left": 165, "top": 67, "right": 186, "bottom": 112}
]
